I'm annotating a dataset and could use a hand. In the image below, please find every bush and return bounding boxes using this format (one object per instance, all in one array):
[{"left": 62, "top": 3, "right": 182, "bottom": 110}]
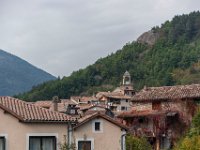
[
  {"left": 126, "top": 135, "right": 152, "bottom": 150},
  {"left": 174, "top": 111, "right": 200, "bottom": 150},
  {"left": 174, "top": 136, "right": 200, "bottom": 150}
]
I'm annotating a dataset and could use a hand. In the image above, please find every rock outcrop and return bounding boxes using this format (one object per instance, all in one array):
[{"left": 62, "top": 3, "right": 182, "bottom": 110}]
[{"left": 137, "top": 30, "right": 160, "bottom": 46}]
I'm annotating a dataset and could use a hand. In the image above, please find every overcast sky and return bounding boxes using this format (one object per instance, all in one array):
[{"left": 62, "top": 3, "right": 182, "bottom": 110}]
[{"left": 0, "top": 0, "right": 200, "bottom": 77}]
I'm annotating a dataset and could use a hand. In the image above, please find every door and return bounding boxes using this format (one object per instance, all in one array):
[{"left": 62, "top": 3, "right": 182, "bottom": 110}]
[{"left": 78, "top": 141, "right": 91, "bottom": 150}]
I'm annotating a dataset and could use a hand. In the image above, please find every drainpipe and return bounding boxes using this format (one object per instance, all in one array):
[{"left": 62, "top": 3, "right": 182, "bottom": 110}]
[
  {"left": 121, "top": 130, "right": 127, "bottom": 150},
  {"left": 67, "top": 122, "right": 73, "bottom": 146}
]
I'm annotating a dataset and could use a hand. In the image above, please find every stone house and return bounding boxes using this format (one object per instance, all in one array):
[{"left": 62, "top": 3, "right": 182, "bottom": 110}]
[{"left": 118, "top": 84, "right": 200, "bottom": 150}]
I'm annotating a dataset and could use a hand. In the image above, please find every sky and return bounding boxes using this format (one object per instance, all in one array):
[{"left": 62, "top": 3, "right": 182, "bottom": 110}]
[{"left": 0, "top": 0, "right": 200, "bottom": 77}]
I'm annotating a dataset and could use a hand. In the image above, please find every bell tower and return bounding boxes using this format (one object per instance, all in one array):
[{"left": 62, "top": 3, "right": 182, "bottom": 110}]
[{"left": 122, "top": 71, "right": 131, "bottom": 85}]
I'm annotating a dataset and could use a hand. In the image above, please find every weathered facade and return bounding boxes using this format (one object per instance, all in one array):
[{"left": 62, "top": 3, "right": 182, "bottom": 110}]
[{"left": 118, "top": 84, "right": 200, "bottom": 150}]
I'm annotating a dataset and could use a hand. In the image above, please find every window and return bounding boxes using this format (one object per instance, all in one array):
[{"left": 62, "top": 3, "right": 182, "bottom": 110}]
[
  {"left": 70, "top": 109, "right": 76, "bottom": 114},
  {"left": 95, "top": 122, "right": 100, "bottom": 131},
  {"left": 121, "top": 106, "right": 127, "bottom": 111},
  {"left": 29, "top": 136, "right": 56, "bottom": 150},
  {"left": 0, "top": 137, "right": 5, "bottom": 150},
  {"left": 92, "top": 120, "right": 103, "bottom": 133},
  {"left": 138, "top": 118, "right": 144, "bottom": 123}
]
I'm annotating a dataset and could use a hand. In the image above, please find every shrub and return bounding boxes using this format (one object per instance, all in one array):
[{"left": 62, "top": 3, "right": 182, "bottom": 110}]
[{"left": 126, "top": 135, "right": 152, "bottom": 150}]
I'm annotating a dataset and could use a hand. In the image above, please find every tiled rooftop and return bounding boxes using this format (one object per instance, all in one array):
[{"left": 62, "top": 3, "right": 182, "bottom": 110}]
[
  {"left": 132, "top": 84, "right": 200, "bottom": 101},
  {"left": 71, "top": 96, "right": 98, "bottom": 103},
  {"left": 0, "top": 96, "right": 74, "bottom": 123},
  {"left": 74, "top": 112, "right": 128, "bottom": 130},
  {"left": 34, "top": 99, "right": 77, "bottom": 112},
  {"left": 118, "top": 110, "right": 178, "bottom": 118},
  {"left": 96, "top": 92, "right": 131, "bottom": 100}
]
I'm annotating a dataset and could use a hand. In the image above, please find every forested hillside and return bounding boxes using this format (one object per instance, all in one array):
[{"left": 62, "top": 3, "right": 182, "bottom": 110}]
[{"left": 17, "top": 11, "right": 200, "bottom": 101}]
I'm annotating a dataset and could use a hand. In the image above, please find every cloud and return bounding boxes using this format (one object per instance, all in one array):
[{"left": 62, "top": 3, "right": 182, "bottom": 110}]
[{"left": 0, "top": 0, "right": 199, "bottom": 77}]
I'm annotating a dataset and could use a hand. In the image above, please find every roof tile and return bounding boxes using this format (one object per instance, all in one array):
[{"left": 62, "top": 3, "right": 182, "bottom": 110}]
[
  {"left": 132, "top": 84, "right": 200, "bottom": 101},
  {"left": 0, "top": 96, "right": 73, "bottom": 123}
]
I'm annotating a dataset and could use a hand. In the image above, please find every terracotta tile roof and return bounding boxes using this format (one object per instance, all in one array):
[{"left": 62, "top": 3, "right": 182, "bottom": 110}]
[
  {"left": 132, "top": 84, "right": 200, "bottom": 101},
  {"left": 96, "top": 92, "right": 131, "bottom": 100},
  {"left": 71, "top": 96, "right": 98, "bottom": 103},
  {"left": 117, "top": 110, "right": 178, "bottom": 118},
  {"left": 80, "top": 104, "right": 108, "bottom": 111},
  {"left": 74, "top": 112, "right": 128, "bottom": 130},
  {"left": 61, "top": 99, "right": 76, "bottom": 105},
  {"left": 81, "top": 96, "right": 98, "bottom": 102},
  {"left": 0, "top": 96, "right": 74, "bottom": 123},
  {"left": 78, "top": 104, "right": 92, "bottom": 110},
  {"left": 34, "top": 99, "right": 77, "bottom": 113},
  {"left": 35, "top": 101, "right": 52, "bottom": 108},
  {"left": 113, "top": 85, "right": 134, "bottom": 92}
]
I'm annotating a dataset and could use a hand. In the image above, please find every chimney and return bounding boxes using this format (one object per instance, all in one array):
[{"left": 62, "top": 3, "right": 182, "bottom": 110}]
[
  {"left": 143, "top": 85, "right": 148, "bottom": 91},
  {"left": 52, "top": 96, "right": 61, "bottom": 111}
]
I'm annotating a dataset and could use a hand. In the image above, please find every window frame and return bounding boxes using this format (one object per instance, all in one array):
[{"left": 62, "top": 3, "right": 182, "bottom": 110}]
[
  {"left": 92, "top": 119, "right": 103, "bottom": 133},
  {"left": 29, "top": 136, "right": 56, "bottom": 150},
  {"left": 94, "top": 122, "right": 100, "bottom": 131},
  {"left": 26, "top": 133, "right": 58, "bottom": 150},
  {"left": 0, "top": 134, "right": 7, "bottom": 150},
  {"left": 76, "top": 138, "right": 94, "bottom": 150}
]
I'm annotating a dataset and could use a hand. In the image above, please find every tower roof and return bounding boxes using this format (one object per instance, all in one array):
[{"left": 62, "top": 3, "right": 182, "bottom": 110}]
[{"left": 123, "top": 71, "right": 130, "bottom": 76}]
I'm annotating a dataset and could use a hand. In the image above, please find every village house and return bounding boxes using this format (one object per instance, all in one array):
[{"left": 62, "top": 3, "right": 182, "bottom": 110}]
[
  {"left": 118, "top": 84, "right": 200, "bottom": 150},
  {"left": 0, "top": 96, "right": 77, "bottom": 150},
  {"left": 79, "top": 105, "right": 114, "bottom": 118},
  {"left": 70, "top": 96, "right": 100, "bottom": 106},
  {"left": 73, "top": 112, "right": 128, "bottom": 150}
]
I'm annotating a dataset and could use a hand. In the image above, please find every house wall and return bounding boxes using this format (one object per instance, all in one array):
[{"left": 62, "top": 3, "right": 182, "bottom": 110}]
[
  {"left": 117, "top": 99, "right": 131, "bottom": 112},
  {"left": 0, "top": 108, "right": 68, "bottom": 150},
  {"left": 161, "top": 99, "right": 195, "bottom": 122},
  {"left": 131, "top": 102, "right": 152, "bottom": 111},
  {"left": 73, "top": 118, "right": 123, "bottom": 150}
]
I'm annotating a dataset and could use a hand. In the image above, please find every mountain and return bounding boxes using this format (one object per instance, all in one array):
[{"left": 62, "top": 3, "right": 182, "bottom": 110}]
[
  {"left": 0, "top": 49, "right": 56, "bottom": 96},
  {"left": 17, "top": 11, "right": 200, "bottom": 101}
]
